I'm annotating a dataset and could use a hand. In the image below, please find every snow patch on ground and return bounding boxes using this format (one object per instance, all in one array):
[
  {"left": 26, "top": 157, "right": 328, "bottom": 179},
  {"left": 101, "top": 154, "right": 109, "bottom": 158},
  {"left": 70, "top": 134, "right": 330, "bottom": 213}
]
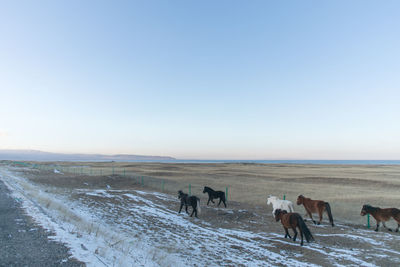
[{"left": 54, "top": 169, "right": 63, "bottom": 174}]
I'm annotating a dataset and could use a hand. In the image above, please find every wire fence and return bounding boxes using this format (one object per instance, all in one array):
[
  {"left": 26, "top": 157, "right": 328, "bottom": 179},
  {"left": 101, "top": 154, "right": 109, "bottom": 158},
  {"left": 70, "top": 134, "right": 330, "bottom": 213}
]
[
  {"left": 7, "top": 161, "right": 230, "bottom": 200},
  {"left": 5, "top": 160, "right": 373, "bottom": 228}
]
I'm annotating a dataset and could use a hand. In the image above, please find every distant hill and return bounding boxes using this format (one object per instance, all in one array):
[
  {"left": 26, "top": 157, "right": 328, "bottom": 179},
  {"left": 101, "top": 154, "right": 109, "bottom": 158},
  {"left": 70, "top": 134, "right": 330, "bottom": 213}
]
[{"left": 0, "top": 149, "right": 176, "bottom": 162}]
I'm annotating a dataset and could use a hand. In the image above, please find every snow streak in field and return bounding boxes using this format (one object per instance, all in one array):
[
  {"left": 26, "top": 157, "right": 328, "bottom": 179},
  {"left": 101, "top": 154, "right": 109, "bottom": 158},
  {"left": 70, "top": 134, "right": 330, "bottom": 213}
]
[{"left": 80, "top": 189, "right": 317, "bottom": 267}]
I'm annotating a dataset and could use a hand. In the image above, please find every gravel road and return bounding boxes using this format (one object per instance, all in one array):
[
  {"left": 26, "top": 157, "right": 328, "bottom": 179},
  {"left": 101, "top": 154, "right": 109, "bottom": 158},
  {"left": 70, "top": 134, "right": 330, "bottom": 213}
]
[{"left": 0, "top": 180, "right": 84, "bottom": 267}]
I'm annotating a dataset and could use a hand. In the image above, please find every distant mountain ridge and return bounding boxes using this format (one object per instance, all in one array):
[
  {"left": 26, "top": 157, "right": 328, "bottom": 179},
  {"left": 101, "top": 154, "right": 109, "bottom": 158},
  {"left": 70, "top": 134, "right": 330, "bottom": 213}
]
[{"left": 0, "top": 149, "right": 176, "bottom": 162}]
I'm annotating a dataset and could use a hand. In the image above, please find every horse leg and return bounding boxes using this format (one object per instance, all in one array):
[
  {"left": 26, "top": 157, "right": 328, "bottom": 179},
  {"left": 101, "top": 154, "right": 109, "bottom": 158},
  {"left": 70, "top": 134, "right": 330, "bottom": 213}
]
[
  {"left": 317, "top": 210, "right": 323, "bottom": 225},
  {"left": 207, "top": 198, "right": 211, "bottom": 205},
  {"left": 185, "top": 204, "right": 189, "bottom": 214},
  {"left": 298, "top": 227, "right": 304, "bottom": 246},
  {"left": 289, "top": 204, "right": 294, "bottom": 213},
  {"left": 396, "top": 224, "right": 400, "bottom": 232},
  {"left": 284, "top": 228, "right": 291, "bottom": 239},
  {"left": 179, "top": 203, "right": 184, "bottom": 213},
  {"left": 223, "top": 199, "right": 227, "bottom": 208},
  {"left": 307, "top": 210, "right": 316, "bottom": 224},
  {"left": 382, "top": 221, "right": 392, "bottom": 232},
  {"left": 218, "top": 198, "right": 222, "bottom": 206},
  {"left": 190, "top": 206, "right": 196, "bottom": 217},
  {"left": 292, "top": 227, "right": 298, "bottom": 242},
  {"left": 375, "top": 221, "right": 380, "bottom": 232},
  {"left": 211, "top": 197, "right": 215, "bottom": 204}
]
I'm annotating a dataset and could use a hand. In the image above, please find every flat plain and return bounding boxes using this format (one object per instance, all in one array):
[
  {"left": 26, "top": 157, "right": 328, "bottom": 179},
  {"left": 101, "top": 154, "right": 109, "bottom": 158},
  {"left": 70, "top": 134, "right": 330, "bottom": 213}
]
[
  {"left": 3, "top": 162, "right": 400, "bottom": 266},
  {"left": 33, "top": 162, "right": 400, "bottom": 225}
]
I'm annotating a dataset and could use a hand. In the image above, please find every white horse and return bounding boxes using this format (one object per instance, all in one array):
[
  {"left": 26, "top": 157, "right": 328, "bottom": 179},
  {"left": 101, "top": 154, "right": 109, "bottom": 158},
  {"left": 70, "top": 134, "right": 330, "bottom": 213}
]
[{"left": 267, "top": 195, "right": 294, "bottom": 217}]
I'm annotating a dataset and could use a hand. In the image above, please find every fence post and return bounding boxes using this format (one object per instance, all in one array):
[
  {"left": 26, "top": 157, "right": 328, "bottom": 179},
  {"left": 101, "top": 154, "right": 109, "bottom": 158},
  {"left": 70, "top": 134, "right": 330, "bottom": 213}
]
[
  {"left": 189, "top": 184, "right": 191, "bottom": 196},
  {"left": 226, "top": 186, "right": 228, "bottom": 201},
  {"left": 367, "top": 214, "right": 370, "bottom": 228},
  {"left": 283, "top": 194, "right": 286, "bottom": 200}
]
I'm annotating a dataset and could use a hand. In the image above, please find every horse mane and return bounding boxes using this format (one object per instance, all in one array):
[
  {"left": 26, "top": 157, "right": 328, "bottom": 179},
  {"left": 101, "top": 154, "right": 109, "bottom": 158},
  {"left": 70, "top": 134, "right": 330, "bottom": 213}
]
[
  {"left": 178, "top": 190, "right": 188, "bottom": 198},
  {"left": 274, "top": 209, "right": 281, "bottom": 217},
  {"left": 298, "top": 195, "right": 309, "bottom": 201},
  {"left": 274, "top": 209, "right": 287, "bottom": 217},
  {"left": 204, "top": 186, "right": 214, "bottom": 191},
  {"left": 363, "top": 204, "right": 379, "bottom": 212}
]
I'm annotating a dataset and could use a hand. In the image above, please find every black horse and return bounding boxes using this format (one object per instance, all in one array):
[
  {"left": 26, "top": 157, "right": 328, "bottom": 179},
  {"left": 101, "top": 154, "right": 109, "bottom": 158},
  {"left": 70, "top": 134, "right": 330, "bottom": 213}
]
[
  {"left": 203, "top": 186, "right": 227, "bottom": 208},
  {"left": 178, "top": 190, "right": 201, "bottom": 218}
]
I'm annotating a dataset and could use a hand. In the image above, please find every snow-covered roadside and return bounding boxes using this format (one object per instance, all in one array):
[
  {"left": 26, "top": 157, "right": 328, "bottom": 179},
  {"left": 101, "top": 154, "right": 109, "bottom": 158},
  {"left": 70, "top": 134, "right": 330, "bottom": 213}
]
[{"left": 0, "top": 167, "right": 180, "bottom": 267}]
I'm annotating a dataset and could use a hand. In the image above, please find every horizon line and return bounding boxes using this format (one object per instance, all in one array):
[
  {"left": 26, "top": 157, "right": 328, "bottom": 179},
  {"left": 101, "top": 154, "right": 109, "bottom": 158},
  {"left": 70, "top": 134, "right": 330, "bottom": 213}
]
[{"left": 1, "top": 149, "right": 400, "bottom": 162}]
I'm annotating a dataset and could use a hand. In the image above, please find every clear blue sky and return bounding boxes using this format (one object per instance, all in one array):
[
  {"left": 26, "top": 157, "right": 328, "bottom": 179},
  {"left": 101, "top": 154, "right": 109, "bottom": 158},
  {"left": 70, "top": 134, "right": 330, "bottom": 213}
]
[{"left": 1, "top": 1, "right": 399, "bottom": 159}]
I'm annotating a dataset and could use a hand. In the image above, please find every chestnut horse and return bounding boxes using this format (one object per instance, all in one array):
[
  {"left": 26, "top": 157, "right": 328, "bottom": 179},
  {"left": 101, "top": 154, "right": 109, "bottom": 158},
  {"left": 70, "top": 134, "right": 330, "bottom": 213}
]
[
  {"left": 361, "top": 204, "right": 400, "bottom": 232},
  {"left": 274, "top": 209, "right": 314, "bottom": 246},
  {"left": 296, "top": 195, "right": 334, "bottom": 226}
]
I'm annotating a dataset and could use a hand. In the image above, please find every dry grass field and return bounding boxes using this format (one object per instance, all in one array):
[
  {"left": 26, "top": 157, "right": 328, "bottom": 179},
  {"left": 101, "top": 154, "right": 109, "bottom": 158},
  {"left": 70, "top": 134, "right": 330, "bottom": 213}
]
[
  {"left": 31, "top": 161, "right": 400, "bottom": 226},
  {"left": 3, "top": 162, "right": 400, "bottom": 266}
]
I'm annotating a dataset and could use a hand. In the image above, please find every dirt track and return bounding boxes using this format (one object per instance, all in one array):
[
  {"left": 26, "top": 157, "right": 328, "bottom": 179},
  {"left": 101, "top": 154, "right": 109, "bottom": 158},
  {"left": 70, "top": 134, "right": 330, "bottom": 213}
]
[{"left": 0, "top": 180, "right": 84, "bottom": 267}]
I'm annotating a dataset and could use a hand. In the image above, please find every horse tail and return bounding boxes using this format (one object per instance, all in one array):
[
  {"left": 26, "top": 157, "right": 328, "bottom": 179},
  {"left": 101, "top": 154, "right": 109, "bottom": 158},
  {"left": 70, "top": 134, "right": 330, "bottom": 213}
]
[
  {"left": 197, "top": 197, "right": 201, "bottom": 214},
  {"left": 325, "top": 202, "right": 334, "bottom": 226},
  {"left": 297, "top": 215, "right": 314, "bottom": 243}
]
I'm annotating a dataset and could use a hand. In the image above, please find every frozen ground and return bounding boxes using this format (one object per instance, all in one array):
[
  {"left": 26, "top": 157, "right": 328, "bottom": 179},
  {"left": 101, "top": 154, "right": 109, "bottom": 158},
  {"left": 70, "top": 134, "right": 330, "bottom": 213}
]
[{"left": 0, "top": 165, "right": 399, "bottom": 266}]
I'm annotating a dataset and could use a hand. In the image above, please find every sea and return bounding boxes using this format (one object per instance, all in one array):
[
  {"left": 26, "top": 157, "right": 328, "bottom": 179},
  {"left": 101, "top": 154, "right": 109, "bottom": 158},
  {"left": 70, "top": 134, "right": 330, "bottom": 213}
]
[{"left": 167, "top": 160, "right": 400, "bottom": 165}]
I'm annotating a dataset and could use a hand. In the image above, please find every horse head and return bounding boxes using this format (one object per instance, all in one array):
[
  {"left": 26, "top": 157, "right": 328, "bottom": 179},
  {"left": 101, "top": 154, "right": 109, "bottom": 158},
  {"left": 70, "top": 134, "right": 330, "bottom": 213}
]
[
  {"left": 296, "top": 195, "right": 304, "bottom": 205},
  {"left": 267, "top": 195, "right": 275, "bottom": 205},
  {"left": 274, "top": 209, "right": 287, "bottom": 222},
  {"left": 203, "top": 186, "right": 215, "bottom": 194},
  {"left": 360, "top": 204, "right": 371, "bottom": 216}
]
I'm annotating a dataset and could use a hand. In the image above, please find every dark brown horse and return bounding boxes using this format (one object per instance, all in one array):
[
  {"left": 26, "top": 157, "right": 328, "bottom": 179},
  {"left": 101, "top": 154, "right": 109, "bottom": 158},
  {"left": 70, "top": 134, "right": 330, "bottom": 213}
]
[
  {"left": 296, "top": 195, "right": 334, "bottom": 226},
  {"left": 274, "top": 209, "right": 314, "bottom": 246},
  {"left": 361, "top": 204, "right": 400, "bottom": 232},
  {"left": 178, "top": 190, "right": 201, "bottom": 218},
  {"left": 203, "top": 186, "right": 227, "bottom": 208}
]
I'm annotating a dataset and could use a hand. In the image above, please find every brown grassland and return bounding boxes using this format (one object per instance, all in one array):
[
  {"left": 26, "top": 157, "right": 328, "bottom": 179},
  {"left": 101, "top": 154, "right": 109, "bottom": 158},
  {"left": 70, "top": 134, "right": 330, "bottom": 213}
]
[{"left": 33, "top": 162, "right": 400, "bottom": 226}]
